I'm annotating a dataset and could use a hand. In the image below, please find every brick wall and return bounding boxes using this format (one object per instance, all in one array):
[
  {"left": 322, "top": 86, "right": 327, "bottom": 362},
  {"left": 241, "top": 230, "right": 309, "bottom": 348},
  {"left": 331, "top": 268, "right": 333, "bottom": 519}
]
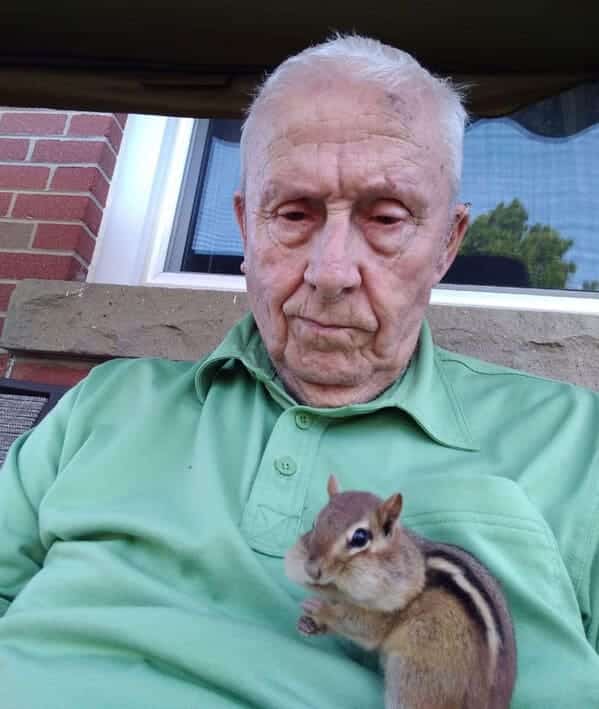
[
  {"left": 0, "top": 108, "right": 127, "bottom": 342},
  {"left": 3, "top": 355, "right": 95, "bottom": 387}
]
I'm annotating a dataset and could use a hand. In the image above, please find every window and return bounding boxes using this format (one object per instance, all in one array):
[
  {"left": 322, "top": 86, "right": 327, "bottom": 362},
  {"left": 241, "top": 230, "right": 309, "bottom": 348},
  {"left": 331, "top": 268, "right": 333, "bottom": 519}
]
[
  {"left": 89, "top": 81, "right": 599, "bottom": 312},
  {"left": 166, "top": 119, "right": 243, "bottom": 277},
  {"left": 453, "top": 81, "right": 599, "bottom": 292}
]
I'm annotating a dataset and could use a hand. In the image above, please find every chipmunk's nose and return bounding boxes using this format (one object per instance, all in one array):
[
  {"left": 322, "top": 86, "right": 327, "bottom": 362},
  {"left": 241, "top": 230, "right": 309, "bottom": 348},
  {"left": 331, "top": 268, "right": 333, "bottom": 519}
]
[{"left": 305, "top": 559, "right": 322, "bottom": 581}]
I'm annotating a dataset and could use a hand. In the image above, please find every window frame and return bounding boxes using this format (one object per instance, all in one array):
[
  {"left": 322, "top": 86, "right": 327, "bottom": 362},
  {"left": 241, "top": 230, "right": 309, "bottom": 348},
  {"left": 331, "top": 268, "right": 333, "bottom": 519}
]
[
  {"left": 88, "top": 114, "right": 599, "bottom": 312},
  {"left": 88, "top": 114, "right": 246, "bottom": 293}
]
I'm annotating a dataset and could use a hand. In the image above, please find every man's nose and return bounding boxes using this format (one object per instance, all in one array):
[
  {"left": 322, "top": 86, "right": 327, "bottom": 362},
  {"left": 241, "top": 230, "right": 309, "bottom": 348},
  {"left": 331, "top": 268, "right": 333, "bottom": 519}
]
[{"left": 304, "top": 213, "right": 361, "bottom": 299}]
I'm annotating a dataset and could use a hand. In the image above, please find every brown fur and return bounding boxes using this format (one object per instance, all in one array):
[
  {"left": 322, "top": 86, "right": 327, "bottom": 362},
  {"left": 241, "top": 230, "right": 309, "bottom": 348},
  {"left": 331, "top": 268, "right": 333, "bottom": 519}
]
[{"left": 284, "top": 476, "right": 516, "bottom": 709}]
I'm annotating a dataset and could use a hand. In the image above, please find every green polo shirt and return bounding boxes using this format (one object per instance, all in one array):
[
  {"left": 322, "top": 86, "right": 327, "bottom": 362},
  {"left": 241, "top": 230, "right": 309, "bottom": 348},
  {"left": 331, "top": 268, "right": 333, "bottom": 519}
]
[{"left": 1, "top": 314, "right": 598, "bottom": 708}]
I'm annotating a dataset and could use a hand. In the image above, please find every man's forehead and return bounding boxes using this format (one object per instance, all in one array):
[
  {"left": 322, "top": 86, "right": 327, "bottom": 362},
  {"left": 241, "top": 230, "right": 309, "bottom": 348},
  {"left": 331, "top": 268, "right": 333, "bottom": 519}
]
[
  {"left": 265, "top": 80, "right": 428, "bottom": 143},
  {"left": 248, "top": 108, "right": 441, "bottom": 204},
  {"left": 246, "top": 78, "right": 444, "bottom": 181}
]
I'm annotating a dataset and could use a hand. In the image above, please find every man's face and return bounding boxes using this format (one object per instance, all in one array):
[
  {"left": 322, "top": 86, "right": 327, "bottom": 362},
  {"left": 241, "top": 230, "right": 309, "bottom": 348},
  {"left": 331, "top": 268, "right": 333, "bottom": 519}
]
[{"left": 235, "top": 77, "right": 469, "bottom": 407}]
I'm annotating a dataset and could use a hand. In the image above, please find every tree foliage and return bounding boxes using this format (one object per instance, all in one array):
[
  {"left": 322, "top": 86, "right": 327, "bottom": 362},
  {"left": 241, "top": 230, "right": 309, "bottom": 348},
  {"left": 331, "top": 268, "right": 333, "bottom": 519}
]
[{"left": 460, "top": 199, "right": 576, "bottom": 289}]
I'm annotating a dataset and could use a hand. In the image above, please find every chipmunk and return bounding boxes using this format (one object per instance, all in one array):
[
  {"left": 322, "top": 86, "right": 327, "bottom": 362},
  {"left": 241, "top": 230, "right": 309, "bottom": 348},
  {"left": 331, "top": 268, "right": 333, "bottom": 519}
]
[{"left": 285, "top": 475, "right": 516, "bottom": 709}]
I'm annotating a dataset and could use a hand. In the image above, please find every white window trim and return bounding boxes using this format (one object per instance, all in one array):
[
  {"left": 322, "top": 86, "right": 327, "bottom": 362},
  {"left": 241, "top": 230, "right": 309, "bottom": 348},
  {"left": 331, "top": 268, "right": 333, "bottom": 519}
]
[
  {"left": 88, "top": 114, "right": 246, "bottom": 293},
  {"left": 89, "top": 115, "right": 599, "bottom": 313}
]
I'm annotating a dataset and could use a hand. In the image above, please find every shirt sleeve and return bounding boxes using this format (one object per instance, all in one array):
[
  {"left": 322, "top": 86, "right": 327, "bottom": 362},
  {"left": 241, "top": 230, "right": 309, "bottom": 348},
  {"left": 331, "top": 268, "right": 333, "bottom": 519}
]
[
  {"left": 586, "top": 504, "right": 599, "bottom": 652},
  {"left": 0, "top": 383, "right": 81, "bottom": 617}
]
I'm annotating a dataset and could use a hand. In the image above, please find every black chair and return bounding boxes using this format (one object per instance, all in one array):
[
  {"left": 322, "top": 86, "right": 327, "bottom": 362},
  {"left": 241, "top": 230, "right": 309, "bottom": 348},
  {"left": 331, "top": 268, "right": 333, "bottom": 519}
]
[{"left": 0, "top": 378, "right": 69, "bottom": 466}]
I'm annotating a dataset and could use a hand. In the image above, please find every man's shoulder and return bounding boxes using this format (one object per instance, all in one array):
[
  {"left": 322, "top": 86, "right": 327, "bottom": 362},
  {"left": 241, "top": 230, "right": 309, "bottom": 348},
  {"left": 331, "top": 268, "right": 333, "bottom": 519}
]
[
  {"left": 74, "top": 356, "right": 206, "bottom": 407},
  {"left": 432, "top": 346, "right": 599, "bottom": 474},
  {"left": 434, "top": 344, "right": 598, "bottom": 403},
  {"left": 86, "top": 355, "right": 203, "bottom": 383}
]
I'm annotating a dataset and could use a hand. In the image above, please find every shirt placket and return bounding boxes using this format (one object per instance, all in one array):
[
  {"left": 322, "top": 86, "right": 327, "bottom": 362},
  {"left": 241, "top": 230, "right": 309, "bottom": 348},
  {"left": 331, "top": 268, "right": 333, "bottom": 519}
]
[{"left": 240, "top": 407, "right": 326, "bottom": 557}]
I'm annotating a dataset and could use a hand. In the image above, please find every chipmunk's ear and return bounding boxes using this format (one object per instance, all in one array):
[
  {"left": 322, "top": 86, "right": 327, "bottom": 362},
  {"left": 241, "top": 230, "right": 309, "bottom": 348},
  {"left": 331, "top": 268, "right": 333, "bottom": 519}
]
[
  {"left": 327, "top": 474, "right": 341, "bottom": 498},
  {"left": 378, "top": 493, "right": 403, "bottom": 536}
]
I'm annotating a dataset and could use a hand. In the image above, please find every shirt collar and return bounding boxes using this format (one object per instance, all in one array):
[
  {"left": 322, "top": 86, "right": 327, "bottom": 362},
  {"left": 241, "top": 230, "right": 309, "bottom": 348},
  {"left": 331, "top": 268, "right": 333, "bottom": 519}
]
[{"left": 195, "top": 313, "right": 478, "bottom": 452}]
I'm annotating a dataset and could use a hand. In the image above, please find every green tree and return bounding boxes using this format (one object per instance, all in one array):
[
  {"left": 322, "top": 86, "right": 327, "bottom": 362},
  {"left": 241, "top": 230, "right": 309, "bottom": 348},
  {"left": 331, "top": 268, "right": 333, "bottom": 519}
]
[{"left": 460, "top": 199, "right": 576, "bottom": 289}]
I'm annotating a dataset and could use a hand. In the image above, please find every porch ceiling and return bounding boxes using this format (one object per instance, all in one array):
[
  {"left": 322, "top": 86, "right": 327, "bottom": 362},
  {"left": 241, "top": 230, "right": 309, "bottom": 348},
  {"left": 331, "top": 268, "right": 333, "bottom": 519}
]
[{"left": 1, "top": 1, "right": 597, "bottom": 114}]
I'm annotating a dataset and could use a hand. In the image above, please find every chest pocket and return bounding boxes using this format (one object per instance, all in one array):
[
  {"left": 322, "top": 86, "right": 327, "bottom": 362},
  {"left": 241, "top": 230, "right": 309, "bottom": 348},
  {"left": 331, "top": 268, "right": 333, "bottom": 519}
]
[{"left": 398, "top": 473, "right": 599, "bottom": 709}]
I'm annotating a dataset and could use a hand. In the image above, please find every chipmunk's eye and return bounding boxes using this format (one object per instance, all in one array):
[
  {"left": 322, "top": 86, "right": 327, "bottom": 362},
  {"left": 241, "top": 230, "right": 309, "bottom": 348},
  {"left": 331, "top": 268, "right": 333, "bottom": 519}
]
[{"left": 349, "top": 528, "right": 371, "bottom": 549}]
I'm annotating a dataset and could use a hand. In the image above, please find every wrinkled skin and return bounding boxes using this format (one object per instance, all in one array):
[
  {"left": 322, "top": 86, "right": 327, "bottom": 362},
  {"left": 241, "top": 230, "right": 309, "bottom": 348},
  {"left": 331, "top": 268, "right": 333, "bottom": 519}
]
[{"left": 234, "top": 75, "right": 469, "bottom": 407}]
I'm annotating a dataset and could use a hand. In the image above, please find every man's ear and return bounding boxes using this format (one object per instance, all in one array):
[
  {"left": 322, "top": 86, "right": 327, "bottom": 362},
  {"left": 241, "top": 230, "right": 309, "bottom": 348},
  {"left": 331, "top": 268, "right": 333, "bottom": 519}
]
[
  {"left": 233, "top": 191, "right": 247, "bottom": 249},
  {"left": 434, "top": 202, "right": 470, "bottom": 282}
]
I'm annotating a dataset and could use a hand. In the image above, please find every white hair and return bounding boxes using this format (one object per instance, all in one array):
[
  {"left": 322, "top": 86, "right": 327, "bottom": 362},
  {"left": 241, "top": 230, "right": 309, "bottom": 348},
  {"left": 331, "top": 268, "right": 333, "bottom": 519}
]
[{"left": 239, "top": 34, "right": 468, "bottom": 199}]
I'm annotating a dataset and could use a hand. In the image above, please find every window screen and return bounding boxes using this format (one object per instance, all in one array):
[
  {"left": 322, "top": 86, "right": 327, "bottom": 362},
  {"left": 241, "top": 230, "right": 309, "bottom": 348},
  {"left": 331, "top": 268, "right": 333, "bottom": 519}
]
[{"left": 169, "top": 81, "right": 599, "bottom": 291}]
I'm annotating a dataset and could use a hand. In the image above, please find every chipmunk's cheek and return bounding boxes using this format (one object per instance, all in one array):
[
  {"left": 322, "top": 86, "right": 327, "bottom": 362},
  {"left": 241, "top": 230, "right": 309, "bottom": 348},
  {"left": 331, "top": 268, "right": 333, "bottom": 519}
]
[
  {"left": 320, "top": 567, "right": 340, "bottom": 586},
  {"left": 284, "top": 546, "right": 312, "bottom": 586},
  {"left": 337, "top": 568, "right": 370, "bottom": 603}
]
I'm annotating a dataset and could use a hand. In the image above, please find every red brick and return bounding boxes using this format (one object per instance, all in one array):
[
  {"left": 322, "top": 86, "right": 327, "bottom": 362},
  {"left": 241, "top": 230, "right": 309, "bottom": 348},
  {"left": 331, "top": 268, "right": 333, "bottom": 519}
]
[
  {"left": 0, "top": 112, "right": 67, "bottom": 136},
  {"left": 0, "top": 192, "right": 12, "bottom": 216},
  {"left": 0, "top": 283, "right": 16, "bottom": 311},
  {"left": 0, "top": 138, "right": 29, "bottom": 161},
  {"left": 34, "top": 223, "right": 97, "bottom": 263},
  {"left": 91, "top": 172, "right": 109, "bottom": 207},
  {"left": 12, "top": 193, "right": 89, "bottom": 221},
  {"left": 84, "top": 199, "right": 103, "bottom": 236},
  {"left": 76, "top": 230, "right": 96, "bottom": 263},
  {"left": 11, "top": 359, "right": 92, "bottom": 387},
  {"left": 114, "top": 113, "right": 128, "bottom": 129},
  {"left": 107, "top": 119, "right": 123, "bottom": 153},
  {"left": 98, "top": 143, "right": 116, "bottom": 179},
  {"left": 68, "top": 114, "right": 113, "bottom": 138},
  {"left": 34, "top": 223, "right": 80, "bottom": 250},
  {"left": 33, "top": 224, "right": 96, "bottom": 263},
  {"left": 72, "top": 261, "right": 88, "bottom": 281},
  {"left": 0, "top": 351, "right": 8, "bottom": 376},
  {"left": 0, "top": 165, "right": 49, "bottom": 189},
  {"left": 31, "top": 139, "right": 106, "bottom": 164},
  {"left": 67, "top": 114, "right": 122, "bottom": 152},
  {"left": 51, "top": 166, "right": 99, "bottom": 191},
  {"left": 0, "top": 252, "right": 81, "bottom": 280},
  {"left": 50, "top": 166, "right": 109, "bottom": 207},
  {"left": 35, "top": 223, "right": 80, "bottom": 249}
]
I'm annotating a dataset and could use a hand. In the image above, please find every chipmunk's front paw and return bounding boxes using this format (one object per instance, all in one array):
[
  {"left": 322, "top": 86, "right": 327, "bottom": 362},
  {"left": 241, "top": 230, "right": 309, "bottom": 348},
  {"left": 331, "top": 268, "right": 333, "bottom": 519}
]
[
  {"left": 297, "top": 597, "right": 331, "bottom": 636},
  {"left": 297, "top": 614, "right": 328, "bottom": 636},
  {"left": 302, "top": 597, "right": 327, "bottom": 617}
]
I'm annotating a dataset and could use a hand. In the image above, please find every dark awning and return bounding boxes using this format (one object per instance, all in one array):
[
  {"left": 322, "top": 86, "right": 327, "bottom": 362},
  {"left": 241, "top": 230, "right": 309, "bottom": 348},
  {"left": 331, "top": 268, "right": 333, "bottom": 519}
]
[{"left": 1, "top": 1, "right": 597, "bottom": 116}]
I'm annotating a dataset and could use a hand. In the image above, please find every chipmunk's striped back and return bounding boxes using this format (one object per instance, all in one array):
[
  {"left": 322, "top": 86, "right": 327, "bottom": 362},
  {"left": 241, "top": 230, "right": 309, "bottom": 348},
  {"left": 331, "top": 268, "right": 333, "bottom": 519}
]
[
  {"left": 413, "top": 533, "right": 517, "bottom": 709},
  {"left": 426, "top": 552, "right": 502, "bottom": 682}
]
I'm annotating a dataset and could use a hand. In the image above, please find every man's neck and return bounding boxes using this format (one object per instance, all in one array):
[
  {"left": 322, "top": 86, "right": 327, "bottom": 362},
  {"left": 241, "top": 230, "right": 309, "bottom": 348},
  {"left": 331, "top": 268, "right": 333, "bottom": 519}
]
[{"left": 275, "top": 363, "right": 411, "bottom": 409}]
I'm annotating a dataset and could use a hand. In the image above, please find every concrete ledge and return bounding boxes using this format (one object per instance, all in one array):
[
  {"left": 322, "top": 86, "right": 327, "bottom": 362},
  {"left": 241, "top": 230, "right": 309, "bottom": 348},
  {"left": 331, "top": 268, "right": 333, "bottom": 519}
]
[
  {"left": 3, "top": 279, "right": 599, "bottom": 390},
  {"left": 426, "top": 307, "right": 599, "bottom": 389},
  {"left": 1, "top": 280, "right": 248, "bottom": 361}
]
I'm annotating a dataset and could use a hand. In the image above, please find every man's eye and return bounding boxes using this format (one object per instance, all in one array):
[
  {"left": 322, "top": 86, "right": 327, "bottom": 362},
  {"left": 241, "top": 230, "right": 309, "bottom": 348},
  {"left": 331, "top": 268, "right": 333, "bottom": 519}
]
[
  {"left": 366, "top": 200, "right": 410, "bottom": 227},
  {"left": 280, "top": 210, "right": 307, "bottom": 222},
  {"left": 348, "top": 528, "right": 371, "bottom": 548},
  {"left": 373, "top": 215, "right": 400, "bottom": 225}
]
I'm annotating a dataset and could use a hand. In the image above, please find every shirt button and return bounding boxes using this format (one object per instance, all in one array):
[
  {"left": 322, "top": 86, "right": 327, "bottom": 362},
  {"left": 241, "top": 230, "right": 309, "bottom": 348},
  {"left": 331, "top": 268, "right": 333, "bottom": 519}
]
[
  {"left": 295, "top": 412, "right": 312, "bottom": 430},
  {"left": 274, "top": 456, "right": 297, "bottom": 476}
]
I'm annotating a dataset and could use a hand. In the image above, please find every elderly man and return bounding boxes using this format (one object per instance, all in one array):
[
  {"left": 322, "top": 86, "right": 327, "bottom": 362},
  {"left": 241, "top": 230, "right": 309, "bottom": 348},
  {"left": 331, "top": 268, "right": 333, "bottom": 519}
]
[{"left": 0, "top": 35, "right": 598, "bottom": 708}]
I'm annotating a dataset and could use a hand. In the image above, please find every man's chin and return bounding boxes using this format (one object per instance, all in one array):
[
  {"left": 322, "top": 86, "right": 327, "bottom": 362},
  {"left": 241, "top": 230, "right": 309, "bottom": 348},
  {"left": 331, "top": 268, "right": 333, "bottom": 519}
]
[
  {"left": 276, "top": 360, "right": 380, "bottom": 408},
  {"left": 284, "top": 355, "right": 366, "bottom": 387}
]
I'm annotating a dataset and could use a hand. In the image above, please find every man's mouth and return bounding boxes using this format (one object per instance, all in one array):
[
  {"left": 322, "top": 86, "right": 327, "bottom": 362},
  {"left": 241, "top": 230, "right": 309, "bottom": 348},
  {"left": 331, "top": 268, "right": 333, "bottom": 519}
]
[
  {"left": 300, "top": 317, "right": 351, "bottom": 332},
  {"left": 286, "top": 315, "right": 377, "bottom": 345}
]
